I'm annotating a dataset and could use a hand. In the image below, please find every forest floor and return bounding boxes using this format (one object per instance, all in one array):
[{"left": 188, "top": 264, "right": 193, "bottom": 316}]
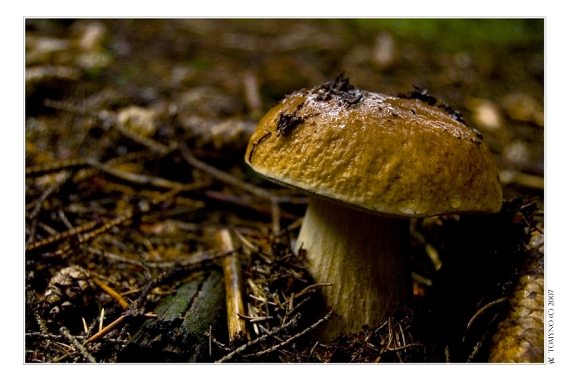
[{"left": 24, "top": 19, "right": 544, "bottom": 363}]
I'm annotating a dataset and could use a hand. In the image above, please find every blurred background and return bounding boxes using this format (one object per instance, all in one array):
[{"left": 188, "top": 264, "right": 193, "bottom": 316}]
[{"left": 26, "top": 18, "right": 544, "bottom": 202}]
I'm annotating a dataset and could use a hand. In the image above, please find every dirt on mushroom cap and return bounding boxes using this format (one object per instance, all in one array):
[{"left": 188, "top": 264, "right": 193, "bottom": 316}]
[{"left": 245, "top": 81, "right": 503, "bottom": 218}]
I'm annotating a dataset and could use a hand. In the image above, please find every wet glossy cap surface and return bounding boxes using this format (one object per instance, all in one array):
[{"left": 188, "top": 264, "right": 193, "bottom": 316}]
[{"left": 245, "top": 78, "right": 503, "bottom": 217}]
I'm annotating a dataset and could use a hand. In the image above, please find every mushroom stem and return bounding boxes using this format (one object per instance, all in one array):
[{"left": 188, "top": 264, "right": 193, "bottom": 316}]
[{"left": 296, "top": 198, "right": 411, "bottom": 340}]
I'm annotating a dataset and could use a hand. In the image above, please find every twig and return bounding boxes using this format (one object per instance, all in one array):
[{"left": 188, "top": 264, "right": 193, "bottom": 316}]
[
  {"left": 243, "top": 311, "right": 333, "bottom": 358},
  {"left": 204, "top": 191, "right": 299, "bottom": 221},
  {"left": 279, "top": 217, "right": 305, "bottom": 236},
  {"left": 283, "top": 297, "right": 310, "bottom": 325},
  {"left": 61, "top": 209, "right": 134, "bottom": 250},
  {"left": 398, "top": 321, "right": 406, "bottom": 347},
  {"left": 81, "top": 266, "right": 157, "bottom": 343},
  {"left": 26, "top": 332, "right": 65, "bottom": 340},
  {"left": 85, "top": 158, "right": 188, "bottom": 189},
  {"left": 232, "top": 228, "right": 258, "bottom": 254},
  {"left": 57, "top": 208, "right": 74, "bottom": 230},
  {"left": 179, "top": 140, "right": 284, "bottom": 202},
  {"left": 88, "top": 247, "right": 232, "bottom": 269},
  {"left": 237, "top": 314, "right": 274, "bottom": 323},
  {"left": 205, "top": 330, "right": 232, "bottom": 352},
  {"left": 465, "top": 297, "right": 509, "bottom": 333},
  {"left": 293, "top": 283, "right": 332, "bottom": 300},
  {"left": 85, "top": 315, "right": 127, "bottom": 344},
  {"left": 43, "top": 99, "right": 171, "bottom": 155},
  {"left": 26, "top": 170, "right": 73, "bottom": 245},
  {"left": 383, "top": 342, "right": 423, "bottom": 352},
  {"left": 28, "top": 217, "right": 59, "bottom": 236},
  {"left": 306, "top": 340, "right": 320, "bottom": 362},
  {"left": 99, "top": 308, "right": 105, "bottom": 332},
  {"left": 25, "top": 219, "right": 99, "bottom": 252},
  {"left": 217, "top": 229, "right": 248, "bottom": 342},
  {"left": 25, "top": 151, "right": 174, "bottom": 253},
  {"left": 72, "top": 150, "right": 155, "bottom": 183},
  {"left": 103, "top": 110, "right": 172, "bottom": 155},
  {"left": 43, "top": 186, "right": 191, "bottom": 257},
  {"left": 26, "top": 158, "right": 88, "bottom": 176},
  {"left": 92, "top": 277, "right": 129, "bottom": 310},
  {"left": 467, "top": 314, "right": 500, "bottom": 363},
  {"left": 90, "top": 177, "right": 206, "bottom": 208},
  {"left": 215, "top": 313, "right": 302, "bottom": 363},
  {"left": 60, "top": 326, "right": 96, "bottom": 363}
]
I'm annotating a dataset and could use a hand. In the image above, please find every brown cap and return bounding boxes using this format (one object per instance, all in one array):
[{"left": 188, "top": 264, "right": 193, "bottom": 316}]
[{"left": 245, "top": 78, "right": 502, "bottom": 217}]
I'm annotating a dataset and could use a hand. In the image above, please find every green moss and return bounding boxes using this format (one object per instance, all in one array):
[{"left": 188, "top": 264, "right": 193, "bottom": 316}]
[{"left": 346, "top": 18, "right": 543, "bottom": 53}]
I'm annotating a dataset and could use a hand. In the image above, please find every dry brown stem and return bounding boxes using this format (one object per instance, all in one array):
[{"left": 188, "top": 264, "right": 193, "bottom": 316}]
[
  {"left": 216, "top": 229, "right": 248, "bottom": 342},
  {"left": 86, "top": 315, "right": 127, "bottom": 344},
  {"left": 92, "top": 277, "right": 130, "bottom": 310}
]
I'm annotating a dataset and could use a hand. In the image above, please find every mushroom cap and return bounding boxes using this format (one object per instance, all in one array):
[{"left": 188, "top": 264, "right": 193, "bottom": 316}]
[{"left": 245, "top": 79, "right": 503, "bottom": 217}]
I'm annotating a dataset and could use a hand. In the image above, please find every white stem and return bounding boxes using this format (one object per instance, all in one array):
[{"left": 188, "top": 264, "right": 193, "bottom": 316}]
[{"left": 296, "top": 198, "right": 411, "bottom": 340}]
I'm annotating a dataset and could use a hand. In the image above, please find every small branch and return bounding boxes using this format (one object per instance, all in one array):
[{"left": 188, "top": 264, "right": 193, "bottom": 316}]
[
  {"left": 179, "top": 140, "right": 290, "bottom": 202},
  {"left": 204, "top": 191, "right": 300, "bottom": 221},
  {"left": 26, "top": 158, "right": 88, "bottom": 176},
  {"left": 41, "top": 186, "right": 191, "bottom": 258},
  {"left": 43, "top": 99, "right": 171, "bottom": 155},
  {"left": 293, "top": 283, "right": 332, "bottom": 300},
  {"left": 237, "top": 314, "right": 274, "bottom": 323},
  {"left": 243, "top": 311, "right": 333, "bottom": 358},
  {"left": 25, "top": 219, "right": 99, "bottom": 252},
  {"left": 72, "top": 150, "right": 154, "bottom": 183},
  {"left": 66, "top": 209, "right": 133, "bottom": 246},
  {"left": 103, "top": 110, "right": 172, "bottom": 155},
  {"left": 25, "top": 151, "right": 166, "bottom": 252},
  {"left": 26, "top": 170, "right": 73, "bottom": 245},
  {"left": 85, "top": 158, "right": 188, "bottom": 190},
  {"left": 467, "top": 314, "right": 500, "bottom": 363},
  {"left": 60, "top": 326, "right": 96, "bottom": 363},
  {"left": 283, "top": 297, "right": 310, "bottom": 325},
  {"left": 57, "top": 208, "right": 74, "bottom": 230},
  {"left": 306, "top": 340, "right": 320, "bottom": 362},
  {"left": 90, "top": 176, "right": 206, "bottom": 208},
  {"left": 92, "top": 277, "right": 129, "bottom": 310},
  {"left": 383, "top": 342, "right": 423, "bottom": 353},
  {"left": 88, "top": 247, "right": 233, "bottom": 269},
  {"left": 86, "top": 315, "right": 127, "bottom": 344},
  {"left": 215, "top": 314, "right": 301, "bottom": 363},
  {"left": 217, "top": 229, "right": 248, "bottom": 342},
  {"left": 99, "top": 308, "right": 105, "bottom": 332}
]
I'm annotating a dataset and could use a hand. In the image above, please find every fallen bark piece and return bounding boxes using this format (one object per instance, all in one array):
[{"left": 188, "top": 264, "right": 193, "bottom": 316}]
[{"left": 119, "top": 270, "right": 226, "bottom": 363}]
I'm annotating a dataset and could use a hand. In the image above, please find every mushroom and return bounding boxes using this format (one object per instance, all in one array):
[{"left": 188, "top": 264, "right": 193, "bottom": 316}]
[{"left": 244, "top": 75, "right": 503, "bottom": 340}]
